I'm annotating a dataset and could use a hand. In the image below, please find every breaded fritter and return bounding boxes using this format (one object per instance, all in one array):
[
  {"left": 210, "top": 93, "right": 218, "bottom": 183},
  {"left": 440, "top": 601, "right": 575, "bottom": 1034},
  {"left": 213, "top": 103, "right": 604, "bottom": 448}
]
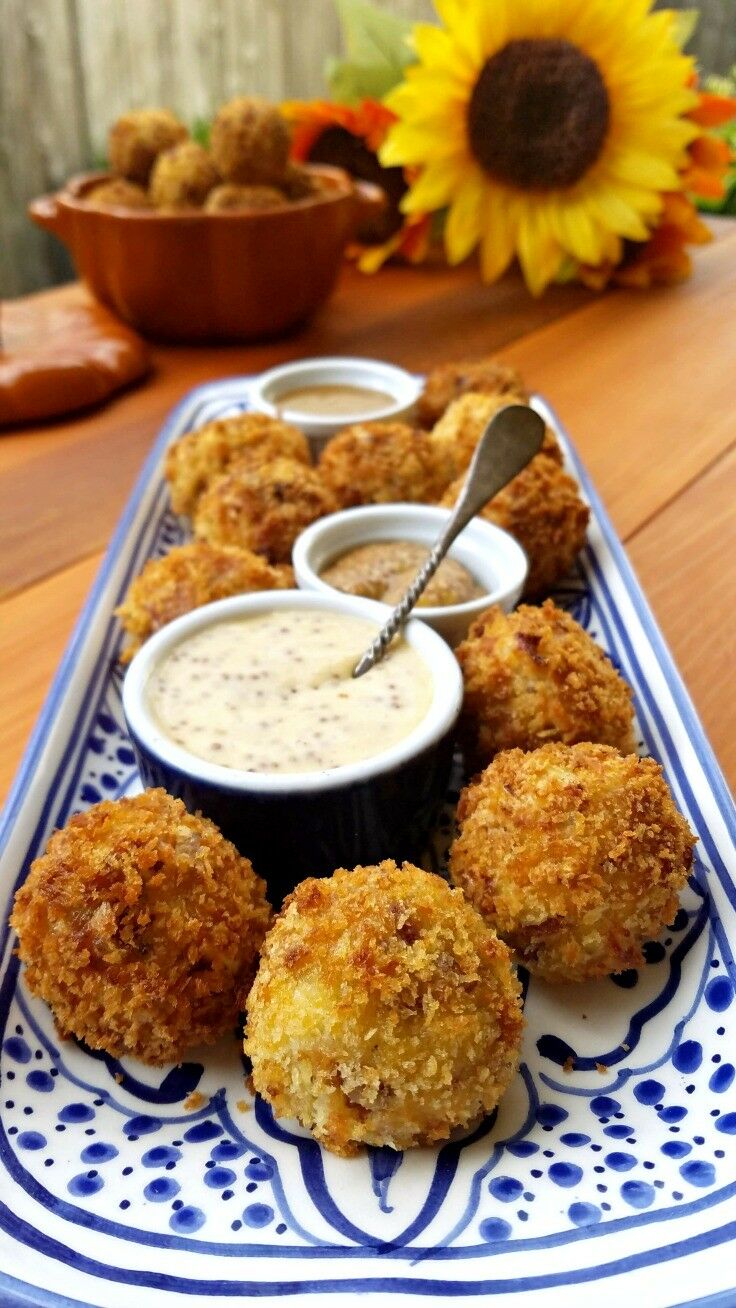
[
  {"left": 450, "top": 743, "right": 696, "bottom": 983},
  {"left": 210, "top": 97, "right": 291, "bottom": 186},
  {"left": 430, "top": 391, "right": 561, "bottom": 487},
  {"left": 204, "top": 183, "right": 286, "bottom": 212},
  {"left": 115, "top": 541, "right": 293, "bottom": 662},
  {"left": 149, "top": 141, "right": 219, "bottom": 210},
  {"left": 318, "top": 421, "right": 444, "bottom": 508},
  {"left": 245, "top": 861, "right": 523, "bottom": 1156},
  {"left": 165, "top": 413, "right": 310, "bottom": 516},
  {"left": 440, "top": 456, "right": 589, "bottom": 598},
  {"left": 10, "top": 790, "right": 271, "bottom": 1065},
  {"left": 194, "top": 455, "right": 337, "bottom": 562},
  {"left": 108, "top": 109, "right": 188, "bottom": 184},
  {"left": 457, "top": 600, "right": 636, "bottom": 764},
  {"left": 418, "top": 356, "right": 529, "bottom": 428},
  {"left": 85, "top": 179, "right": 152, "bottom": 210}
]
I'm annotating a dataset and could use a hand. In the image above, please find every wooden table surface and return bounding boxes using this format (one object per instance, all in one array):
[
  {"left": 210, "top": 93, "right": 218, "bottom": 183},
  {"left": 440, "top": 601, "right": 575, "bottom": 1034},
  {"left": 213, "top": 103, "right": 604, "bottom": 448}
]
[{"left": 1, "top": 230, "right": 735, "bottom": 805}]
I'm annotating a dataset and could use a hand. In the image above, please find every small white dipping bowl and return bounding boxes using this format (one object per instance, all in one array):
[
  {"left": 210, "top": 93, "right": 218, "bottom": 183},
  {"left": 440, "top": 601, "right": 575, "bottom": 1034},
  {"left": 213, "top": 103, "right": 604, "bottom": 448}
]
[
  {"left": 293, "top": 504, "right": 529, "bottom": 647},
  {"left": 250, "top": 356, "right": 423, "bottom": 456}
]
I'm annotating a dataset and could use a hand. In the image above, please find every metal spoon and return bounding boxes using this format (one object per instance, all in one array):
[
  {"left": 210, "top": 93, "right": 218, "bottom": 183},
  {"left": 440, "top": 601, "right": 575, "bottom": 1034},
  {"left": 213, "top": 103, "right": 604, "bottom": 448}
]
[{"left": 352, "top": 403, "right": 545, "bottom": 678}]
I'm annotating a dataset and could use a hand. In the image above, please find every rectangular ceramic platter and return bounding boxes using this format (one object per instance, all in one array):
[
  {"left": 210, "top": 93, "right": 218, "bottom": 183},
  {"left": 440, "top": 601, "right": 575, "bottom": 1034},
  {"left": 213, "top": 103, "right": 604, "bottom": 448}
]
[{"left": 0, "top": 378, "right": 734, "bottom": 1308}]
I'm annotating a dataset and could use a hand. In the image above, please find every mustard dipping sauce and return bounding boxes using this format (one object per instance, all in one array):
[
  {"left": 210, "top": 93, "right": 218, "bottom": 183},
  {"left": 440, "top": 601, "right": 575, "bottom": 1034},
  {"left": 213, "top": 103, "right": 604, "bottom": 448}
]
[
  {"left": 278, "top": 383, "right": 395, "bottom": 417},
  {"left": 320, "top": 540, "right": 485, "bottom": 608},
  {"left": 147, "top": 610, "right": 433, "bottom": 774}
]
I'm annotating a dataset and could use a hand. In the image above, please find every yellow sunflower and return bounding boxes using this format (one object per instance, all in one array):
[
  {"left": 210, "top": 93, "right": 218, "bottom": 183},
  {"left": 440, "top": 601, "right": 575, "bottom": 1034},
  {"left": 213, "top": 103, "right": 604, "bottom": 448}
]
[{"left": 380, "top": 0, "right": 700, "bottom": 294}]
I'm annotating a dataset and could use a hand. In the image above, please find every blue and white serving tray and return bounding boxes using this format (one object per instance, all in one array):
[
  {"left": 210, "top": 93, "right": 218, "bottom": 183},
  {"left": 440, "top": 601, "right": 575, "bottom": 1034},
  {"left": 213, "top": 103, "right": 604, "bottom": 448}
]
[{"left": 1, "top": 378, "right": 734, "bottom": 1308}]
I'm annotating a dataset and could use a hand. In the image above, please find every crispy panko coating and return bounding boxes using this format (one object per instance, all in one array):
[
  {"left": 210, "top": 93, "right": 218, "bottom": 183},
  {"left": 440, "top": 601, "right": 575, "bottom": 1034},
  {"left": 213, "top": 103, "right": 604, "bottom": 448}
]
[
  {"left": 450, "top": 743, "right": 696, "bottom": 983},
  {"left": 165, "top": 413, "right": 310, "bottom": 516},
  {"left": 205, "top": 183, "right": 286, "bottom": 212},
  {"left": 245, "top": 861, "right": 523, "bottom": 1156},
  {"left": 149, "top": 141, "right": 219, "bottom": 209},
  {"left": 108, "top": 109, "right": 188, "bottom": 185},
  {"left": 318, "top": 421, "right": 444, "bottom": 509},
  {"left": 194, "top": 455, "right": 337, "bottom": 563},
  {"left": 457, "top": 600, "right": 636, "bottom": 765},
  {"left": 430, "top": 392, "right": 561, "bottom": 487},
  {"left": 10, "top": 790, "right": 271, "bottom": 1064},
  {"left": 440, "top": 456, "right": 589, "bottom": 599},
  {"left": 418, "top": 357, "right": 529, "bottom": 428},
  {"left": 115, "top": 541, "right": 293, "bottom": 662},
  {"left": 211, "top": 97, "right": 291, "bottom": 186},
  {"left": 85, "top": 179, "right": 152, "bottom": 210}
]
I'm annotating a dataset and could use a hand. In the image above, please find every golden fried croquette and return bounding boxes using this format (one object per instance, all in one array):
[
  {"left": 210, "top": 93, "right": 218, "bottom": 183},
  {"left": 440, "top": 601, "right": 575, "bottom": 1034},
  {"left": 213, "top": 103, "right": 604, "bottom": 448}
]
[
  {"left": 194, "top": 456, "right": 337, "bottom": 563},
  {"left": 85, "top": 178, "right": 152, "bottom": 210},
  {"left": 165, "top": 413, "right": 310, "bottom": 516},
  {"left": 457, "top": 600, "right": 636, "bottom": 764},
  {"left": 450, "top": 743, "right": 696, "bottom": 983},
  {"left": 430, "top": 392, "right": 561, "bottom": 487},
  {"left": 418, "top": 356, "right": 529, "bottom": 428},
  {"left": 282, "top": 163, "right": 319, "bottom": 200},
  {"left": 318, "top": 421, "right": 444, "bottom": 509},
  {"left": 440, "top": 456, "right": 589, "bottom": 599},
  {"left": 149, "top": 141, "right": 219, "bottom": 209},
  {"left": 115, "top": 541, "right": 293, "bottom": 662},
  {"left": 10, "top": 790, "right": 271, "bottom": 1064},
  {"left": 108, "top": 109, "right": 188, "bottom": 184},
  {"left": 245, "top": 861, "right": 523, "bottom": 1156},
  {"left": 210, "top": 96, "right": 291, "bottom": 186},
  {"left": 205, "top": 183, "right": 286, "bottom": 212}
]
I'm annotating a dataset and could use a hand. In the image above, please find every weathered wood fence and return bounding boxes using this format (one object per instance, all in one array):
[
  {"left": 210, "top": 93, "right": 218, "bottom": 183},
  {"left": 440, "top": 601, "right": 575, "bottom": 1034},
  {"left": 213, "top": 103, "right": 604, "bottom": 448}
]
[{"left": 1, "top": 0, "right": 733, "bottom": 297}]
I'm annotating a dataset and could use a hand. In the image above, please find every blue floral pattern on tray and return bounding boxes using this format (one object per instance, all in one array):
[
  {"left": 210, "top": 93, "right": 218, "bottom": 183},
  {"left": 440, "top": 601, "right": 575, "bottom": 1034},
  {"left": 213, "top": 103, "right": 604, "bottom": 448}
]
[{"left": 0, "top": 380, "right": 734, "bottom": 1307}]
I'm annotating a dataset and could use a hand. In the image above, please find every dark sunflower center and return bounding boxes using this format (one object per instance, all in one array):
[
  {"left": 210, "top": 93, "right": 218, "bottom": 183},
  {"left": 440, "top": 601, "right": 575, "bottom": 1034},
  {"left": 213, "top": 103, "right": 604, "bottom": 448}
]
[{"left": 467, "top": 38, "right": 610, "bottom": 191}]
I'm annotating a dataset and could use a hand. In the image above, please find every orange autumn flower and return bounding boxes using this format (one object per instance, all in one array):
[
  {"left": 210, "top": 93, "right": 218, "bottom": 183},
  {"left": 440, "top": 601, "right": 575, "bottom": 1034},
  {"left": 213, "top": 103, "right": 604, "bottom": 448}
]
[{"left": 281, "top": 98, "right": 431, "bottom": 270}]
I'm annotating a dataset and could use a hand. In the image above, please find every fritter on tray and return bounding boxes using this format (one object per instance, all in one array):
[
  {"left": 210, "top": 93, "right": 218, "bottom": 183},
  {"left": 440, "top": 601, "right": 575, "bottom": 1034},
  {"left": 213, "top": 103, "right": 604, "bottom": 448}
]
[
  {"left": 210, "top": 96, "right": 291, "bottom": 186},
  {"left": 457, "top": 600, "right": 636, "bottom": 764},
  {"left": 318, "top": 420, "right": 445, "bottom": 508},
  {"left": 430, "top": 391, "right": 561, "bottom": 486},
  {"left": 449, "top": 743, "right": 696, "bottom": 983},
  {"left": 165, "top": 413, "right": 309, "bottom": 516},
  {"left": 10, "top": 790, "right": 271, "bottom": 1065},
  {"left": 194, "top": 455, "right": 337, "bottom": 562},
  {"left": 440, "top": 455, "right": 589, "bottom": 598},
  {"left": 417, "top": 356, "right": 529, "bottom": 428},
  {"left": 108, "top": 108, "right": 188, "bottom": 184},
  {"left": 149, "top": 141, "right": 219, "bottom": 210},
  {"left": 115, "top": 540, "right": 293, "bottom": 661},
  {"left": 245, "top": 860, "right": 523, "bottom": 1156}
]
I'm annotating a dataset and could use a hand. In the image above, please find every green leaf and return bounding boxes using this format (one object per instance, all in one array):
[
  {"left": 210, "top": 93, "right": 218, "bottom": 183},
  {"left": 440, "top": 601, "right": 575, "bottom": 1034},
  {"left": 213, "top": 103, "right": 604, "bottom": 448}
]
[
  {"left": 328, "top": 0, "right": 415, "bottom": 103},
  {"left": 671, "top": 8, "right": 699, "bottom": 50},
  {"left": 191, "top": 118, "right": 212, "bottom": 149}
]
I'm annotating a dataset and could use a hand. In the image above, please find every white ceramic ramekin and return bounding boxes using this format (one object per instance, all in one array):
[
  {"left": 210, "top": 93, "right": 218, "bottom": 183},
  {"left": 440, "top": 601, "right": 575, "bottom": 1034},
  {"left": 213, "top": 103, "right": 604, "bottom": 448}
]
[
  {"left": 292, "top": 504, "right": 528, "bottom": 647},
  {"left": 250, "top": 356, "right": 423, "bottom": 456},
  {"left": 122, "top": 589, "right": 462, "bottom": 903}
]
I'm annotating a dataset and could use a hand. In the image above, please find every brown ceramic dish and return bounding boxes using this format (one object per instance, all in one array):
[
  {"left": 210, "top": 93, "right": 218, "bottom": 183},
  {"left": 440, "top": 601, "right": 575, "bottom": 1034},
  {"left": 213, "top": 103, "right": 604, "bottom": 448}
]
[{"left": 29, "top": 166, "right": 384, "bottom": 343}]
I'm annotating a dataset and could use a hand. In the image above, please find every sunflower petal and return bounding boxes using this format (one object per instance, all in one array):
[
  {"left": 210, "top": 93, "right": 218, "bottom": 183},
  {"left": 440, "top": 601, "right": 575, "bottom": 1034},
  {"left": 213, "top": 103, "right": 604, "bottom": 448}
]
[
  {"left": 445, "top": 171, "right": 485, "bottom": 263},
  {"left": 478, "top": 190, "right": 518, "bottom": 284}
]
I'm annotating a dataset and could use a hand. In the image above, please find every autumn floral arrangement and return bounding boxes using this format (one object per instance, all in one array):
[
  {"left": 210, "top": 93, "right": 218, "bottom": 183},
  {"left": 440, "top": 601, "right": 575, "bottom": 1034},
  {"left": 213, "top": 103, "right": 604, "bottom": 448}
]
[{"left": 283, "top": 0, "right": 736, "bottom": 294}]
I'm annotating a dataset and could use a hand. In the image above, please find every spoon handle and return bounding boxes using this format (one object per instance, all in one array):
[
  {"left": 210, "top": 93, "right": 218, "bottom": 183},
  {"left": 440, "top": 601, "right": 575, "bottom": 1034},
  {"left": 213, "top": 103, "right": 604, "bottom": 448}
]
[{"left": 352, "top": 404, "right": 545, "bottom": 679}]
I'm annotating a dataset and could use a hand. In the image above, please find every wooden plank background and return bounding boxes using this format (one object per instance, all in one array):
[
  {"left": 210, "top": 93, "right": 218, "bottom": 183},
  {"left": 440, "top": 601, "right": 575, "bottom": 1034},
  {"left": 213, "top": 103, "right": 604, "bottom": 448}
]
[{"left": 1, "top": 0, "right": 733, "bottom": 298}]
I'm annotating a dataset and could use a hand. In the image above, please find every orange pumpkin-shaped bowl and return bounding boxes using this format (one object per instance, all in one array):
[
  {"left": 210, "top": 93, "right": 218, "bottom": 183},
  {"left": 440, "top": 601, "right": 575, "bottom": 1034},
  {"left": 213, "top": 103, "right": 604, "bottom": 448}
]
[{"left": 29, "top": 167, "right": 384, "bottom": 343}]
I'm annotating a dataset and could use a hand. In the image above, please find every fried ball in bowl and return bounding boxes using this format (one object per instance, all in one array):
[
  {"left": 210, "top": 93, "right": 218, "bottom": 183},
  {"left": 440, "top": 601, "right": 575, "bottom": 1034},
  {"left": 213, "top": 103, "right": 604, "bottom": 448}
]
[
  {"left": 430, "top": 392, "right": 561, "bottom": 487},
  {"left": 211, "top": 96, "right": 291, "bottom": 186},
  {"left": 84, "top": 178, "right": 152, "bottom": 210},
  {"left": 457, "top": 600, "right": 636, "bottom": 764},
  {"left": 449, "top": 743, "right": 696, "bottom": 983},
  {"left": 10, "top": 790, "right": 271, "bottom": 1065},
  {"left": 165, "top": 413, "right": 310, "bottom": 516},
  {"left": 108, "top": 108, "right": 188, "bottom": 184},
  {"left": 150, "top": 141, "right": 219, "bottom": 209},
  {"left": 418, "top": 356, "right": 529, "bottom": 428},
  {"left": 194, "top": 455, "right": 337, "bottom": 563},
  {"left": 318, "top": 421, "right": 443, "bottom": 509},
  {"left": 245, "top": 861, "right": 523, "bottom": 1156},
  {"left": 204, "top": 183, "right": 286, "bottom": 212},
  {"left": 440, "top": 456, "right": 589, "bottom": 599},
  {"left": 115, "top": 541, "right": 293, "bottom": 662}
]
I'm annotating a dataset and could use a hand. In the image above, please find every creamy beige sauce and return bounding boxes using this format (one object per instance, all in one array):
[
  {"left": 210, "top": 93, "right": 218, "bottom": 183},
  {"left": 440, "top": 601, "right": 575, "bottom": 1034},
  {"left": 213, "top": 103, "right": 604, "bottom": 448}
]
[
  {"left": 320, "top": 540, "right": 485, "bottom": 608},
  {"left": 278, "top": 383, "right": 395, "bottom": 417},
  {"left": 147, "top": 610, "right": 433, "bottom": 773}
]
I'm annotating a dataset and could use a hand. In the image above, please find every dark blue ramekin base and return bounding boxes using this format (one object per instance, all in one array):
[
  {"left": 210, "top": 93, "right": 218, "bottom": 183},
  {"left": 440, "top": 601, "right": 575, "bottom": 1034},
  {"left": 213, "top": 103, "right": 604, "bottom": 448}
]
[{"left": 129, "top": 729, "right": 456, "bottom": 906}]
